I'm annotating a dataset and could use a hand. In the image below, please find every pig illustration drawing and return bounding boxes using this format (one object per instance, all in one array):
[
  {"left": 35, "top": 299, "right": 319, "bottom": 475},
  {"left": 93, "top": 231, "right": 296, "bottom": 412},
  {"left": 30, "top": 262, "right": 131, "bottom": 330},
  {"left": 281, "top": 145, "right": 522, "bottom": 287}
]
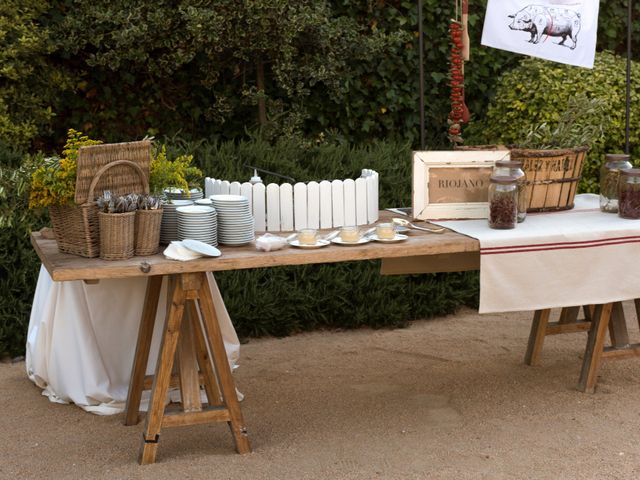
[{"left": 508, "top": 5, "right": 581, "bottom": 49}]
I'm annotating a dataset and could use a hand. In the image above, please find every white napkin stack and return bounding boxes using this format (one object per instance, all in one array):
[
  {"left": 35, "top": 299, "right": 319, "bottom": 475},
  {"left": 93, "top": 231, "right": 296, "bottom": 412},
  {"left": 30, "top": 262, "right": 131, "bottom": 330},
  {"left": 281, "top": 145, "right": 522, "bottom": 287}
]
[{"left": 255, "top": 233, "right": 290, "bottom": 252}]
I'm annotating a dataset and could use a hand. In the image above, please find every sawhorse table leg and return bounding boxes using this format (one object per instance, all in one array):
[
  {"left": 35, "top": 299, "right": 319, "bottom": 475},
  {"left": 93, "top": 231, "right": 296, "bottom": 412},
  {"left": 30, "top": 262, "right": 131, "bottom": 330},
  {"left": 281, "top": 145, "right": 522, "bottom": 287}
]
[
  {"left": 125, "top": 272, "right": 251, "bottom": 464},
  {"left": 525, "top": 301, "right": 640, "bottom": 393},
  {"left": 524, "top": 306, "right": 591, "bottom": 367}
]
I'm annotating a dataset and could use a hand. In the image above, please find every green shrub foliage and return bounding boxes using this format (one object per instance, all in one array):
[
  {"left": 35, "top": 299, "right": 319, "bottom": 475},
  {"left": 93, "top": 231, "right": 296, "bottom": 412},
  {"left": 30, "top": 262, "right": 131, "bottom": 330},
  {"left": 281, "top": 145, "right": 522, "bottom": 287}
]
[
  {"left": 4, "top": 1, "right": 640, "bottom": 148},
  {"left": 0, "top": 1, "right": 71, "bottom": 150},
  {"left": 0, "top": 153, "right": 48, "bottom": 356},
  {"left": 2, "top": 0, "right": 524, "bottom": 148},
  {"left": 465, "top": 51, "right": 640, "bottom": 193}
]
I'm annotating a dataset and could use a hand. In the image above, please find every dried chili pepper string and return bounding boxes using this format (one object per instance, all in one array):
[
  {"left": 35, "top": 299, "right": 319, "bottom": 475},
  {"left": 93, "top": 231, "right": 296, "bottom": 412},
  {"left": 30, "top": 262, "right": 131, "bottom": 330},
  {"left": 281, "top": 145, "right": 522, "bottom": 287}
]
[{"left": 448, "top": 20, "right": 467, "bottom": 143}]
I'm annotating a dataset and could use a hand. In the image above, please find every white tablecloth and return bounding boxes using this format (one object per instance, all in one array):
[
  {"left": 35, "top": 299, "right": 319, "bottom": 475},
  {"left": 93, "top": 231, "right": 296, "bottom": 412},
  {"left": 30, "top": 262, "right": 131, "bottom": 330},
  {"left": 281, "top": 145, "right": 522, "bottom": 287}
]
[
  {"left": 434, "top": 194, "right": 640, "bottom": 314},
  {"left": 26, "top": 266, "right": 240, "bottom": 415}
]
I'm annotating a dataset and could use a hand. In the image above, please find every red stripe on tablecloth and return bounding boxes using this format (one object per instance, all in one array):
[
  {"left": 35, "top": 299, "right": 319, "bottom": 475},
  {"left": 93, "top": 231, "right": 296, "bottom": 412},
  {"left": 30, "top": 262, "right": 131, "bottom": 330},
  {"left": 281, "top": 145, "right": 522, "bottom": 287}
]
[
  {"left": 481, "top": 237, "right": 640, "bottom": 255},
  {"left": 481, "top": 235, "right": 640, "bottom": 252}
]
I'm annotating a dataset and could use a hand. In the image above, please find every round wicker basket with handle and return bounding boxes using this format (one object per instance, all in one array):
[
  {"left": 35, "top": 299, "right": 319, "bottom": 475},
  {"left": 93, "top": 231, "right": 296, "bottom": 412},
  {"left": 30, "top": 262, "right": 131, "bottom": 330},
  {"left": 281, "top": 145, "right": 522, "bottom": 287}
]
[{"left": 90, "top": 160, "right": 149, "bottom": 260}]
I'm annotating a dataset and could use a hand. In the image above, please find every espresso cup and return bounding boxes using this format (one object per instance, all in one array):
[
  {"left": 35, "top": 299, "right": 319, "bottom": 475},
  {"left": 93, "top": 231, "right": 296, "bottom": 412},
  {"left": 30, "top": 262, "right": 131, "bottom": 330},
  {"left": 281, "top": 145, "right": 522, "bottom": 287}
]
[
  {"left": 340, "top": 226, "right": 360, "bottom": 243},
  {"left": 376, "top": 223, "right": 395, "bottom": 239},
  {"left": 297, "top": 228, "right": 317, "bottom": 245}
]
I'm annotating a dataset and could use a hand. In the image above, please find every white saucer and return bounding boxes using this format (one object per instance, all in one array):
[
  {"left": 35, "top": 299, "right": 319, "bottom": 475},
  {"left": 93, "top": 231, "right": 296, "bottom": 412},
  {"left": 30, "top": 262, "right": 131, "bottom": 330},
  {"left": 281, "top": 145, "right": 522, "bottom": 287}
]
[
  {"left": 288, "top": 239, "right": 330, "bottom": 249},
  {"left": 369, "top": 233, "right": 408, "bottom": 243},
  {"left": 331, "top": 237, "right": 371, "bottom": 246},
  {"left": 181, "top": 239, "right": 222, "bottom": 257},
  {"left": 394, "top": 226, "right": 410, "bottom": 234}
]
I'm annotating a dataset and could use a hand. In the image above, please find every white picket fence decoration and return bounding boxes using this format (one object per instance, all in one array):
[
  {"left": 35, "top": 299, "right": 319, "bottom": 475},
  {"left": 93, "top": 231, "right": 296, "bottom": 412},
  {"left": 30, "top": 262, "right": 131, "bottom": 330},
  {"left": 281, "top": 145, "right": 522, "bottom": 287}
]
[{"left": 204, "top": 169, "right": 379, "bottom": 232}]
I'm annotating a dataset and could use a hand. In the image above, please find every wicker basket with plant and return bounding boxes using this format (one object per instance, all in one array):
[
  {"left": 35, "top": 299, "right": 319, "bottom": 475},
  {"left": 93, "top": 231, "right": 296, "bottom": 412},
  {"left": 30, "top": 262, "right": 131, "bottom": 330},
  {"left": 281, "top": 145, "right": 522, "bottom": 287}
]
[
  {"left": 510, "top": 94, "right": 609, "bottom": 212},
  {"left": 29, "top": 130, "right": 151, "bottom": 257}
]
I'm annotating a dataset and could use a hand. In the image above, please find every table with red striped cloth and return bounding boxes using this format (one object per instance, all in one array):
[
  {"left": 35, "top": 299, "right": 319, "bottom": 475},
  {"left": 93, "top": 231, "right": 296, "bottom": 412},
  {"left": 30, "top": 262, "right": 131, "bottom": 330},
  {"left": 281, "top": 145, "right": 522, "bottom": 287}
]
[{"left": 434, "top": 194, "right": 640, "bottom": 313}]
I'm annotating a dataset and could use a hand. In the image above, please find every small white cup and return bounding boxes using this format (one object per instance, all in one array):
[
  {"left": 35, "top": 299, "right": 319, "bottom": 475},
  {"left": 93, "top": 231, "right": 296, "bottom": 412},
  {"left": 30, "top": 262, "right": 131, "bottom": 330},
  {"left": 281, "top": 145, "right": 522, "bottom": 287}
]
[
  {"left": 298, "top": 228, "right": 317, "bottom": 245},
  {"left": 340, "top": 226, "right": 360, "bottom": 243},
  {"left": 376, "top": 223, "right": 395, "bottom": 239}
]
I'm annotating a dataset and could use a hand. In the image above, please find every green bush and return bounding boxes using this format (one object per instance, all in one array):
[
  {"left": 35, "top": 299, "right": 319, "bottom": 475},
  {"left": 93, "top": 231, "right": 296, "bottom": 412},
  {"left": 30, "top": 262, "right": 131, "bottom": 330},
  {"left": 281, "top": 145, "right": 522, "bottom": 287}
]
[
  {"left": 5, "top": 1, "right": 640, "bottom": 149},
  {"left": 0, "top": 1, "right": 71, "bottom": 150},
  {"left": 0, "top": 154, "right": 48, "bottom": 357},
  {"left": 465, "top": 51, "right": 640, "bottom": 193}
]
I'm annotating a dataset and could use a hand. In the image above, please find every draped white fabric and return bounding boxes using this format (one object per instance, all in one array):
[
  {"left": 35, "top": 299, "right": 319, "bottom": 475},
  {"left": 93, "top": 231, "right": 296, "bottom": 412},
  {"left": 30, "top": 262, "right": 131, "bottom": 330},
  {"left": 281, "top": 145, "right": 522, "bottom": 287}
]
[{"left": 26, "top": 266, "right": 240, "bottom": 415}]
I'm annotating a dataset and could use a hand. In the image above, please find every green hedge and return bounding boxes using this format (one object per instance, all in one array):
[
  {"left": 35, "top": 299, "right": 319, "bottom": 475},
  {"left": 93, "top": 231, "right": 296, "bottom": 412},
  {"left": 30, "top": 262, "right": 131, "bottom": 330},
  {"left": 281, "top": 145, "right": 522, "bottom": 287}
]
[
  {"left": 465, "top": 51, "right": 640, "bottom": 193},
  {"left": 0, "top": 137, "right": 479, "bottom": 357},
  {"left": 0, "top": 153, "right": 48, "bottom": 356},
  {"left": 4, "top": 2, "right": 640, "bottom": 150}
]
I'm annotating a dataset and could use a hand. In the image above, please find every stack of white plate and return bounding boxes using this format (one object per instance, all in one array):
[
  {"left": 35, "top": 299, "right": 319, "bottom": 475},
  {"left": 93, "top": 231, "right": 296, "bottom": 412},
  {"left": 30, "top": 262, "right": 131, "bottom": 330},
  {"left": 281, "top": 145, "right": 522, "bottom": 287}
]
[
  {"left": 210, "top": 195, "right": 255, "bottom": 245},
  {"left": 160, "top": 199, "right": 194, "bottom": 244},
  {"left": 164, "top": 187, "right": 203, "bottom": 201},
  {"left": 177, "top": 205, "right": 218, "bottom": 246}
]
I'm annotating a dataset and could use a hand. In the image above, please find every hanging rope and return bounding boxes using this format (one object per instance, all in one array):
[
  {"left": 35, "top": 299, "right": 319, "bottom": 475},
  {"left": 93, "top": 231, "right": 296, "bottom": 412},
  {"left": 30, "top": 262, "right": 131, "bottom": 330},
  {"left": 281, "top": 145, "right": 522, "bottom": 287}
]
[{"left": 448, "top": 0, "right": 470, "bottom": 145}]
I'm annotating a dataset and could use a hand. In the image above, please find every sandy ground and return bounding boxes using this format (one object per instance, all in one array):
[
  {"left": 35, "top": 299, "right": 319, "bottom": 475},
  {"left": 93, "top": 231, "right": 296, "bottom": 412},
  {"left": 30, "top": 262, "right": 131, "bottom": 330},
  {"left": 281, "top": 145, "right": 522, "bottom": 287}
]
[{"left": 2, "top": 304, "right": 640, "bottom": 480}]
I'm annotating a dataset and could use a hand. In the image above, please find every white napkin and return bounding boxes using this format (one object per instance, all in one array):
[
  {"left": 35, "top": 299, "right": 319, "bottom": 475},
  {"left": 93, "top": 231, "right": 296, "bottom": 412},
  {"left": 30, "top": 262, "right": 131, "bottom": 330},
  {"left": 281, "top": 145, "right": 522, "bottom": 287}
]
[
  {"left": 255, "top": 233, "right": 290, "bottom": 252},
  {"left": 163, "top": 241, "right": 204, "bottom": 261}
]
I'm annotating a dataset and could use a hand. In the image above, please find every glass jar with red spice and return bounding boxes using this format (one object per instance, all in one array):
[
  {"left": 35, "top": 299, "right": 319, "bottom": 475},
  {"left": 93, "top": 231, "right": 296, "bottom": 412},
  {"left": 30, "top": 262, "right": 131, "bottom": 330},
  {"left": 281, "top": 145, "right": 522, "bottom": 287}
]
[
  {"left": 618, "top": 168, "right": 640, "bottom": 219},
  {"left": 488, "top": 175, "right": 518, "bottom": 229},
  {"left": 493, "top": 159, "right": 527, "bottom": 222}
]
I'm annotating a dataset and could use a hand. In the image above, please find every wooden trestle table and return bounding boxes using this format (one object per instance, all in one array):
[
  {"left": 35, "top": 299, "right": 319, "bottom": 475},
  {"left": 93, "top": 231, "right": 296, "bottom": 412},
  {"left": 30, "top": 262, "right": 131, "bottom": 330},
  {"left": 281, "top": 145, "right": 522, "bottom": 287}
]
[{"left": 30, "top": 212, "right": 637, "bottom": 464}]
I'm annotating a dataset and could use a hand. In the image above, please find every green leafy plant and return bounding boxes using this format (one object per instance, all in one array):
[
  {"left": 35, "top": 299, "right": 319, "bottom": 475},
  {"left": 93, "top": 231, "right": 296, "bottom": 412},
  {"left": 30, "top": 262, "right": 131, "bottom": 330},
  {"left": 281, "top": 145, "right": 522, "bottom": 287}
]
[
  {"left": 149, "top": 145, "right": 202, "bottom": 196},
  {"left": 516, "top": 94, "right": 609, "bottom": 149}
]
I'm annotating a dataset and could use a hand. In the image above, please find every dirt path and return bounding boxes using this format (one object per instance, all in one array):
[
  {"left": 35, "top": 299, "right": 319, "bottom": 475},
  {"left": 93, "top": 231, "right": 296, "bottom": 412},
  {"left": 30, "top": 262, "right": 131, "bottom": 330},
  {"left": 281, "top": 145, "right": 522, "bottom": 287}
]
[{"left": 2, "top": 305, "right": 640, "bottom": 479}]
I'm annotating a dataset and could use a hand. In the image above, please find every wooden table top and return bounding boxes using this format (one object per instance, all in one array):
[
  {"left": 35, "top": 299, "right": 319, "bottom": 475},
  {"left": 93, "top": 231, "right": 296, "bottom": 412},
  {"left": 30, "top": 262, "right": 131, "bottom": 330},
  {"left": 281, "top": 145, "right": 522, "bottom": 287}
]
[{"left": 31, "top": 213, "right": 480, "bottom": 282}]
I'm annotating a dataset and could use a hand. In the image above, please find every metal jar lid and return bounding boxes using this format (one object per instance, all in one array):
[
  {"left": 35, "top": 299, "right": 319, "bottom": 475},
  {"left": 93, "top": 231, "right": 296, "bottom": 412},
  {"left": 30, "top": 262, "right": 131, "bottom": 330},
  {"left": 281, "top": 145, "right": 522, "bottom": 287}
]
[
  {"left": 490, "top": 174, "right": 518, "bottom": 185},
  {"left": 495, "top": 159, "right": 523, "bottom": 169},
  {"left": 605, "top": 153, "right": 631, "bottom": 162},
  {"left": 620, "top": 168, "right": 640, "bottom": 177}
]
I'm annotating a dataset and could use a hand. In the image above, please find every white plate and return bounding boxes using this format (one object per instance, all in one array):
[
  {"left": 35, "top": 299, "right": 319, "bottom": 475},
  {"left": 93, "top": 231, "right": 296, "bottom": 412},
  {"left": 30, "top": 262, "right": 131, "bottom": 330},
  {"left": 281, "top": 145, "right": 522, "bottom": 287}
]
[
  {"left": 210, "top": 194, "right": 248, "bottom": 201},
  {"left": 181, "top": 239, "right": 222, "bottom": 257},
  {"left": 331, "top": 237, "right": 371, "bottom": 246},
  {"left": 288, "top": 239, "right": 331, "bottom": 249},
  {"left": 176, "top": 206, "right": 215, "bottom": 214},
  {"left": 369, "top": 233, "right": 408, "bottom": 243},
  {"left": 394, "top": 226, "right": 410, "bottom": 234}
]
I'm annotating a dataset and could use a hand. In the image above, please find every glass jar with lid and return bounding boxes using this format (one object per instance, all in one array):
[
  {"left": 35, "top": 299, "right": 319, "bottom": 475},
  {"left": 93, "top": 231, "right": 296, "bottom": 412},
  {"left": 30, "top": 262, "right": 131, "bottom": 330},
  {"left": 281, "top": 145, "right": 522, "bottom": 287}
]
[
  {"left": 600, "top": 153, "right": 632, "bottom": 213},
  {"left": 494, "top": 159, "right": 527, "bottom": 222},
  {"left": 618, "top": 168, "right": 640, "bottom": 219},
  {"left": 488, "top": 175, "right": 518, "bottom": 229}
]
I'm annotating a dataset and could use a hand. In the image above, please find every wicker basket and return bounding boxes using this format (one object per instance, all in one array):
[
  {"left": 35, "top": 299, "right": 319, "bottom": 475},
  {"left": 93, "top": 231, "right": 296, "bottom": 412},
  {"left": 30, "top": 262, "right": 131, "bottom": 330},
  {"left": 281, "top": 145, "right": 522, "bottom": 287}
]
[
  {"left": 99, "top": 211, "right": 136, "bottom": 260},
  {"left": 50, "top": 203, "right": 101, "bottom": 258},
  {"left": 50, "top": 141, "right": 151, "bottom": 257},
  {"left": 509, "top": 146, "right": 589, "bottom": 212},
  {"left": 135, "top": 208, "right": 163, "bottom": 256}
]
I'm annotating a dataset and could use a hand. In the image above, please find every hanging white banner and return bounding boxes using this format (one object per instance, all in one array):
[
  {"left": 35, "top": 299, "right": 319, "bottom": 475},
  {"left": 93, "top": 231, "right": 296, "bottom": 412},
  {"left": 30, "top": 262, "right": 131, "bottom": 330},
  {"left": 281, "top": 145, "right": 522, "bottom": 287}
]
[{"left": 481, "top": 0, "right": 600, "bottom": 68}]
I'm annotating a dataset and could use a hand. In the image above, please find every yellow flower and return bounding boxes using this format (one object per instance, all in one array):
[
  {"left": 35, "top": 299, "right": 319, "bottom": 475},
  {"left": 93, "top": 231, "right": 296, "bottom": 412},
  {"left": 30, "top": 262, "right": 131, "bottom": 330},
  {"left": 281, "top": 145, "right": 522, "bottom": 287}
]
[{"left": 29, "top": 129, "right": 102, "bottom": 208}]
